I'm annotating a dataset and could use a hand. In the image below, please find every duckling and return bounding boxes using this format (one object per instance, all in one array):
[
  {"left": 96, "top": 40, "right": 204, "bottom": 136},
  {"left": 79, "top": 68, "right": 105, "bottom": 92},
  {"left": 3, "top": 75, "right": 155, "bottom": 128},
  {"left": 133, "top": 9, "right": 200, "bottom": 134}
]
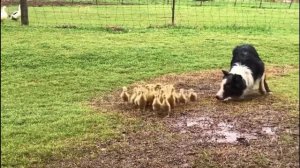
[
  {"left": 134, "top": 87, "right": 142, "bottom": 105},
  {"left": 152, "top": 93, "right": 161, "bottom": 111},
  {"left": 174, "top": 91, "right": 180, "bottom": 104},
  {"left": 166, "top": 89, "right": 176, "bottom": 109},
  {"left": 178, "top": 88, "right": 188, "bottom": 104},
  {"left": 159, "top": 89, "right": 165, "bottom": 103},
  {"left": 120, "top": 86, "right": 130, "bottom": 102},
  {"left": 188, "top": 89, "right": 197, "bottom": 102},
  {"left": 165, "top": 84, "right": 175, "bottom": 92},
  {"left": 145, "top": 84, "right": 155, "bottom": 89},
  {"left": 161, "top": 84, "right": 172, "bottom": 94},
  {"left": 161, "top": 94, "right": 171, "bottom": 116},
  {"left": 135, "top": 91, "right": 147, "bottom": 111},
  {"left": 1, "top": 6, "right": 8, "bottom": 22},
  {"left": 146, "top": 86, "right": 155, "bottom": 107},
  {"left": 154, "top": 83, "right": 162, "bottom": 91},
  {"left": 139, "top": 85, "right": 148, "bottom": 94},
  {"left": 129, "top": 87, "right": 138, "bottom": 104}
]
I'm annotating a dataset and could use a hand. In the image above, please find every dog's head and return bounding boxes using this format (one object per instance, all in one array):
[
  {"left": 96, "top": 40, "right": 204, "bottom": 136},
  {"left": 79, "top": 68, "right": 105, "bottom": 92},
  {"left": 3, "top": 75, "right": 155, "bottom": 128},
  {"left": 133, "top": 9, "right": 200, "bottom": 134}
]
[{"left": 215, "top": 70, "right": 247, "bottom": 100}]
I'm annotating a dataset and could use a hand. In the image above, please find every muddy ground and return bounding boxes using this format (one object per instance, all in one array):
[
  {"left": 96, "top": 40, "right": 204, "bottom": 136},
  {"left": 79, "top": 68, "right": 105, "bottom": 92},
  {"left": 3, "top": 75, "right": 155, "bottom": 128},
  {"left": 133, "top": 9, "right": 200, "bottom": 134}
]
[{"left": 48, "top": 66, "right": 299, "bottom": 168}]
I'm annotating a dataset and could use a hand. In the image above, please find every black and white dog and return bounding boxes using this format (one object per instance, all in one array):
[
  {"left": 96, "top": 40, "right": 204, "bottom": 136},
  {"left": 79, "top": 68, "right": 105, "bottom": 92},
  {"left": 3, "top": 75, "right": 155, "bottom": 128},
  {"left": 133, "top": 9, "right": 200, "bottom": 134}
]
[{"left": 216, "top": 44, "right": 271, "bottom": 101}]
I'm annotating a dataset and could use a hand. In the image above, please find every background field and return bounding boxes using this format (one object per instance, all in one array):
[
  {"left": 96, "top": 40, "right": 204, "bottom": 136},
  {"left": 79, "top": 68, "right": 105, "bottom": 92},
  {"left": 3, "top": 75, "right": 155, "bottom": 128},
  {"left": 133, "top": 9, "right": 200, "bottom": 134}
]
[
  {"left": 2, "top": 0, "right": 299, "bottom": 29},
  {"left": 1, "top": 0, "right": 299, "bottom": 167}
]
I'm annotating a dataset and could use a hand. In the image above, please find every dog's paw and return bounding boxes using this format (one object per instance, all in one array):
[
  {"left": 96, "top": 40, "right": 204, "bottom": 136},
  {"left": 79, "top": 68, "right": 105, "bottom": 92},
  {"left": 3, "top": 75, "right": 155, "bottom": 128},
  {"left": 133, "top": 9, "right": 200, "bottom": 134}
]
[
  {"left": 223, "top": 97, "right": 232, "bottom": 101},
  {"left": 239, "top": 95, "right": 246, "bottom": 99}
]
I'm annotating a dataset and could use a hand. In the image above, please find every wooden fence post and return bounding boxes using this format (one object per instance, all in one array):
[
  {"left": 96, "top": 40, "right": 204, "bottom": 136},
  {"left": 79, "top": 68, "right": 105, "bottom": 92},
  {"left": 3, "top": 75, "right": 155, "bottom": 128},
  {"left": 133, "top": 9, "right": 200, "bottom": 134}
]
[
  {"left": 20, "top": 0, "right": 29, "bottom": 25},
  {"left": 171, "top": 0, "right": 175, "bottom": 25},
  {"left": 259, "top": 0, "right": 263, "bottom": 8},
  {"left": 289, "top": 0, "right": 293, "bottom": 8}
]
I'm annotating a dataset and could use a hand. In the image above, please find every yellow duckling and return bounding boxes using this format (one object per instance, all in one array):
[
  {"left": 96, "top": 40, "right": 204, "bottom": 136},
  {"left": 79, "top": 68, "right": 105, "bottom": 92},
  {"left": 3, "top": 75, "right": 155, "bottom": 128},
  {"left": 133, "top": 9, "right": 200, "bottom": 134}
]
[
  {"left": 145, "top": 84, "right": 155, "bottom": 106},
  {"left": 161, "top": 94, "right": 171, "bottom": 115},
  {"left": 135, "top": 90, "right": 147, "bottom": 111},
  {"left": 152, "top": 93, "right": 161, "bottom": 111},
  {"left": 167, "top": 88, "right": 176, "bottom": 109},
  {"left": 154, "top": 83, "right": 162, "bottom": 91},
  {"left": 129, "top": 87, "right": 138, "bottom": 104},
  {"left": 120, "top": 86, "right": 130, "bottom": 102},
  {"left": 159, "top": 89, "right": 165, "bottom": 103},
  {"left": 188, "top": 89, "right": 197, "bottom": 102},
  {"left": 178, "top": 88, "right": 188, "bottom": 104}
]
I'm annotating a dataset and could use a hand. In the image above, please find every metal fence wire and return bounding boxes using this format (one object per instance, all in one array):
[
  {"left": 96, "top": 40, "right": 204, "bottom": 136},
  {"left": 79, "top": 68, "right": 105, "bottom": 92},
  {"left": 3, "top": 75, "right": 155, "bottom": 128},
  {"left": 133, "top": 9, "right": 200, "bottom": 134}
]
[{"left": 1, "top": 0, "right": 299, "bottom": 30}]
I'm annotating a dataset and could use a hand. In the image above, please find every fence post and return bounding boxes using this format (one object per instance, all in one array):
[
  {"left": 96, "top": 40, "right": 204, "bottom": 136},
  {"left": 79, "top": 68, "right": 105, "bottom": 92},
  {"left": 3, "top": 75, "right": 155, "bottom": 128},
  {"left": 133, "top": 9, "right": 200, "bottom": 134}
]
[
  {"left": 171, "top": 0, "right": 175, "bottom": 25},
  {"left": 20, "top": 0, "right": 29, "bottom": 25},
  {"left": 234, "top": 0, "right": 237, "bottom": 6},
  {"left": 259, "top": 0, "right": 263, "bottom": 8},
  {"left": 289, "top": 0, "right": 293, "bottom": 8}
]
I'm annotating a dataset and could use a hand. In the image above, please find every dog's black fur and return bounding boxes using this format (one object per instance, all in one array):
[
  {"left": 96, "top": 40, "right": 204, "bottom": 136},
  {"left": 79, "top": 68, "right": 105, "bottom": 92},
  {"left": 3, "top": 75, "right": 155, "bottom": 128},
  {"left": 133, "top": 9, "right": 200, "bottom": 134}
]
[
  {"left": 231, "top": 44, "right": 264, "bottom": 81},
  {"left": 216, "top": 44, "right": 271, "bottom": 100}
]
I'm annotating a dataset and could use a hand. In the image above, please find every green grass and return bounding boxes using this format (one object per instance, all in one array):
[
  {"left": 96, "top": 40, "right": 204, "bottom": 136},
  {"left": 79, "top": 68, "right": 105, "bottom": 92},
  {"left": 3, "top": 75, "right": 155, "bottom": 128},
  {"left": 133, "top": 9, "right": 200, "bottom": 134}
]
[
  {"left": 1, "top": 6, "right": 299, "bottom": 167},
  {"left": 269, "top": 71, "right": 299, "bottom": 101}
]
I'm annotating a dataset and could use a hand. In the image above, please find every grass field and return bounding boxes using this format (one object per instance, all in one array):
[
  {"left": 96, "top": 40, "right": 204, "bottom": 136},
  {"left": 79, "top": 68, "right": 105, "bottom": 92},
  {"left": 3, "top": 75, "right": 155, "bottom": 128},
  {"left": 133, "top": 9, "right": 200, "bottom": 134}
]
[{"left": 1, "top": 3, "right": 299, "bottom": 167}]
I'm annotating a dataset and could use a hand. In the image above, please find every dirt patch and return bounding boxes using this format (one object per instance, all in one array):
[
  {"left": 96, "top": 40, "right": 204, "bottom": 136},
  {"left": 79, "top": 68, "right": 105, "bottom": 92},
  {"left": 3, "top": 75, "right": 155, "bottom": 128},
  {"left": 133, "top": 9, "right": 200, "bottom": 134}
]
[
  {"left": 91, "top": 65, "right": 298, "bottom": 115},
  {"left": 48, "top": 66, "right": 299, "bottom": 167}
]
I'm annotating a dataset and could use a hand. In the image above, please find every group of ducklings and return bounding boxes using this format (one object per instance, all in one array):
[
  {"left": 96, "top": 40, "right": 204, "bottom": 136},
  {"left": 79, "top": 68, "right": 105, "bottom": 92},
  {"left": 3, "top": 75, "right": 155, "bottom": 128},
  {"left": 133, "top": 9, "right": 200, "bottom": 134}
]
[{"left": 120, "top": 83, "right": 197, "bottom": 116}]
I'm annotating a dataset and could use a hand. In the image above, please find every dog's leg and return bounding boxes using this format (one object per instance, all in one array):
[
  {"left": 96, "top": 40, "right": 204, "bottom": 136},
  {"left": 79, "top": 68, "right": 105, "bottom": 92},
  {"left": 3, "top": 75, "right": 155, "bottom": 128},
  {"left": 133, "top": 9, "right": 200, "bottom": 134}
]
[
  {"left": 259, "top": 73, "right": 267, "bottom": 95},
  {"left": 259, "top": 73, "right": 271, "bottom": 95},
  {"left": 264, "top": 74, "right": 272, "bottom": 94},
  {"left": 259, "top": 79, "right": 266, "bottom": 95}
]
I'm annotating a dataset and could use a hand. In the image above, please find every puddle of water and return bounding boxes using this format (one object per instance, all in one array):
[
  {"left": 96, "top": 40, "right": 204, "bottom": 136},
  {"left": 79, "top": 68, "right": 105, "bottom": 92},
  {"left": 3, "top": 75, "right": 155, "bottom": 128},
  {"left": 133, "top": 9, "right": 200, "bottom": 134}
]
[
  {"left": 202, "top": 121, "right": 257, "bottom": 143},
  {"left": 216, "top": 131, "right": 240, "bottom": 143},
  {"left": 186, "top": 121, "right": 199, "bottom": 127},
  {"left": 206, "top": 130, "right": 239, "bottom": 143},
  {"left": 175, "top": 122, "right": 185, "bottom": 128},
  {"left": 217, "top": 122, "right": 234, "bottom": 129},
  {"left": 180, "top": 130, "right": 187, "bottom": 134},
  {"left": 172, "top": 116, "right": 277, "bottom": 144},
  {"left": 186, "top": 117, "right": 213, "bottom": 128},
  {"left": 262, "top": 126, "right": 277, "bottom": 135},
  {"left": 205, "top": 129, "right": 257, "bottom": 143}
]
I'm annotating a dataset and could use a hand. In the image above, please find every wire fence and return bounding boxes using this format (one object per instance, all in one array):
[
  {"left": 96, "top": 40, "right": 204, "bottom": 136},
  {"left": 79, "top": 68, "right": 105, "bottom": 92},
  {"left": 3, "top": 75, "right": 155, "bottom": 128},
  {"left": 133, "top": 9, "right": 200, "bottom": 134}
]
[{"left": 1, "top": 0, "right": 299, "bottom": 30}]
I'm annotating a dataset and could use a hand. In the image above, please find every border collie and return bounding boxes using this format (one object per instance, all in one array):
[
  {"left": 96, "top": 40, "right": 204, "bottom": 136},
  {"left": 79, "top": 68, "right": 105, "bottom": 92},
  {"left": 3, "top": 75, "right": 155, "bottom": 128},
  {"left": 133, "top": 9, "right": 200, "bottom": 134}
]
[{"left": 216, "top": 44, "right": 271, "bottom": 101}]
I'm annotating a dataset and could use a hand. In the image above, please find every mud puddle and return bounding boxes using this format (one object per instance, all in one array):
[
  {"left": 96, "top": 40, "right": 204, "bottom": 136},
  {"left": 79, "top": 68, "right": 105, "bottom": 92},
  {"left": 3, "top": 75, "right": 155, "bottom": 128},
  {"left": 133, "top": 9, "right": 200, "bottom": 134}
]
[{"left": 172, "top": 116, "right": 278, "bottom": 144}]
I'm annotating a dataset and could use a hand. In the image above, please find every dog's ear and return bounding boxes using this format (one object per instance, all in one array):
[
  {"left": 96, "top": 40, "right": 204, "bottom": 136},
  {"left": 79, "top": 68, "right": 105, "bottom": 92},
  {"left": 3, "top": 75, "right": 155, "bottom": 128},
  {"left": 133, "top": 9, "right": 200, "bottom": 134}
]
[
  {"left": 222, "top": 70, "right": 229, "bottom": 76},
  {"left": 233, "top": 75, "right": 245, "bottom": 89}
]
